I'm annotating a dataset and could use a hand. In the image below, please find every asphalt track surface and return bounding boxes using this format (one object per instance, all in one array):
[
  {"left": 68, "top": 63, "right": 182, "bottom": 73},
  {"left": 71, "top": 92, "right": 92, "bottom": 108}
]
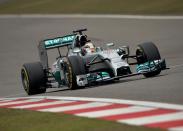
[{"left": 0, "top": 16, "right": 183, "bottom": 105}]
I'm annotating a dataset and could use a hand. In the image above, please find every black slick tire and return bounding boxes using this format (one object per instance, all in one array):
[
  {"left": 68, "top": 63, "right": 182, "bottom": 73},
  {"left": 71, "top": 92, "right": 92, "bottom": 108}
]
[
  {"left": 67, "top": 56, "right": 86, "bottom": 90},
  {"left": 136, "top": 42, "right": 161, "bottom": 77},
  {"left": 21, "top": 62, "right": 46, "bottom": 95}
]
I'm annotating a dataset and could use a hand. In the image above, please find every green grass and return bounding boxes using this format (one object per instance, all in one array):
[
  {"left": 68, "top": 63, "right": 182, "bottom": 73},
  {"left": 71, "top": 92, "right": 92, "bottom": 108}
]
[
  {"left": 0, "top": 108, "right": 164, "bottom": 131},
  {"left": 0, "top": 0, "right": 183, "bottom": 15}
]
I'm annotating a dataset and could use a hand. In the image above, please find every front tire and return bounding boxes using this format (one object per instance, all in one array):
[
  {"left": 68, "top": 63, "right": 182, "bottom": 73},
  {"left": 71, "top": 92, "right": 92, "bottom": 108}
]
[
  {"left": 136, "top": 42, "right": 161, "bottom": 77},
  {"left": 67, "top": 56, "right": 86, "bottom": 90},
  {"left": 21, "top": 62, "right": 46, "bottom": 95}
]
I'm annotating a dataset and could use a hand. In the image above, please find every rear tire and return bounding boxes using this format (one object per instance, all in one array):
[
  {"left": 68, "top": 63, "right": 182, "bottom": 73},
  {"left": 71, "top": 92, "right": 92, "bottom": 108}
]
[
  {"left": 21, "top": 62, "right": 46, "bottom": 95},
  {"left": 136, "top": 42, "right": 161, "bottom": 77},
  {"left": 67, "top": 56, "right": 86, "bottom": 90}
]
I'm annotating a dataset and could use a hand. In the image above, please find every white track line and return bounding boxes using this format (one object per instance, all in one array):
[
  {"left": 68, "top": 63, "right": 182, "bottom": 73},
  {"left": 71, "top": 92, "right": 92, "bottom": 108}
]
[
  {"left": 39, "top": 102, "right": 111, "bottom": 113},
  {"left": 76, "top": 106, "right": 155, "bottom": 118},
  {"left": 0, "top": 99, "right": 41, "bottom": 106},
  {"left": 1, "top": 96, "right": 183, "bottom": 130},
  {"left": 118, "top": 112, "right": 183, "bottom": 125},
  {"left": 0, "top": 99, "right": 17, "bottom": 103},
  {"left": 2, "top": 96, "right": 183, "bottom": 110},
  {"left": 0, "top": 98, "right": 4, "bottom": 101},
  {"left": 0, "top": 14, "right": 183, "bottom": 20},
  {"left": 18, "top": 96, "right": 183, "bottom": 111},
  {"left": 12, "top": 100, "right": 73, "bottom": 109},
  {"left": 169, "top": 126, "right": 183, "bottom": 131}
]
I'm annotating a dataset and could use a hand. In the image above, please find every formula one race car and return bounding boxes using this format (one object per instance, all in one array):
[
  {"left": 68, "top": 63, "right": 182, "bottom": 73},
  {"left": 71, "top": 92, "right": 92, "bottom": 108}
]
[{"left": 21, "top": 28, "right": 167, "bottom": 95}]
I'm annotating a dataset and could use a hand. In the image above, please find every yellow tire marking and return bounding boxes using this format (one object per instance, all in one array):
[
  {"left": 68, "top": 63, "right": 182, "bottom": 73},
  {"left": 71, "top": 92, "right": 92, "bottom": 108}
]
[{"left": 22, "top": 67, "right": 30, "bottom": 89}]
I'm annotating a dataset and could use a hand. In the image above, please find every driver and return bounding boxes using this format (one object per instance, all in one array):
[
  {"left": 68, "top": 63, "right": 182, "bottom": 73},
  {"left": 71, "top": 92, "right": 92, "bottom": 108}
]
[
  {"left": 81, "top": 42, "right": 96, "bottom": 55},
  {"left": 74, "top": 35, "right": 96, "bottom": 55},
  {"left": 83, "top": 42, "right": 96, "bottom": 53}
]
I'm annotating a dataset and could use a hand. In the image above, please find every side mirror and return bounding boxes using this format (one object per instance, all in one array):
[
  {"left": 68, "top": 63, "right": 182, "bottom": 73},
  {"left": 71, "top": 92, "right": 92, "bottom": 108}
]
[
  {"left": 73, "top": 48, "right": 81, "bottom": 53},
  {"left": 96, "top": 47, "right": 103, "bottom": 52},
  {"left": 117, "top": 46, "right": 130, "bottom": 57},
  {"left": 121, "top": 46, "right": 130, "bottom": 55},
  {"left": 106, "top": 43, "right": 115, "bottom": 47}
]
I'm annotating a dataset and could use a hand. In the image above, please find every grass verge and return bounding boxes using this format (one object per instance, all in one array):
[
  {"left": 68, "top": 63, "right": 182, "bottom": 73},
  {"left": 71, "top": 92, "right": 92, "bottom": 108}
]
[
  {"left": 0, "top": 0, "right": 183, "bottom": 15},
  {"left": 0, "top": 108, "right": 164, "bottom": 131}
]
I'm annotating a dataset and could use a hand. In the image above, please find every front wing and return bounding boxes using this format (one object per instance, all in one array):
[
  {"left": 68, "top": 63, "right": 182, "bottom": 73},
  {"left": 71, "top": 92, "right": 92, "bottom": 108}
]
[{"left": 76, "top": 59, "right": 168, "bottom": 86}]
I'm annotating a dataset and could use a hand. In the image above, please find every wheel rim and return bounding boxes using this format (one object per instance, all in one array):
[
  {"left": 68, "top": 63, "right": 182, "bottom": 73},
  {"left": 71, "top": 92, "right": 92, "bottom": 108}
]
[{"left": 21, "top": 68, "right": 29, "bottom": 92}]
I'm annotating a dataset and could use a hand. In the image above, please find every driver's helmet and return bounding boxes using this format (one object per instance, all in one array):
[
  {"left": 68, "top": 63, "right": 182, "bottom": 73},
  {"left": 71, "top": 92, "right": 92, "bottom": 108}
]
[
  {"left": 74, "top": 35, "right": 87, "bottom": 48},
  {"left": 83, "top": 42, "right": 96, "bottom": 54},
  {"left": 79, "top": 35, "right": 87, "bottom": 47}
]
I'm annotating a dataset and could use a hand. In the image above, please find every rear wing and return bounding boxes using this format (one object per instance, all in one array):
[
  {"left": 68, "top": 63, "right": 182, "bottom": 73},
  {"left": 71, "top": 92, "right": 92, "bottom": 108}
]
[
  {"left": 38, "top": 34, "right": 76, "bottom": 70},
  {"left": 44, "top": 34, "right": 76, "bottom": 49}
]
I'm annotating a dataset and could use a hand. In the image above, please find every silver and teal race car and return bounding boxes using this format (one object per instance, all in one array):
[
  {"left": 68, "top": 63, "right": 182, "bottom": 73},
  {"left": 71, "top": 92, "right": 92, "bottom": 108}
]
[{"left": 21, "top": 28, "right": 167, "bottom": 95}]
